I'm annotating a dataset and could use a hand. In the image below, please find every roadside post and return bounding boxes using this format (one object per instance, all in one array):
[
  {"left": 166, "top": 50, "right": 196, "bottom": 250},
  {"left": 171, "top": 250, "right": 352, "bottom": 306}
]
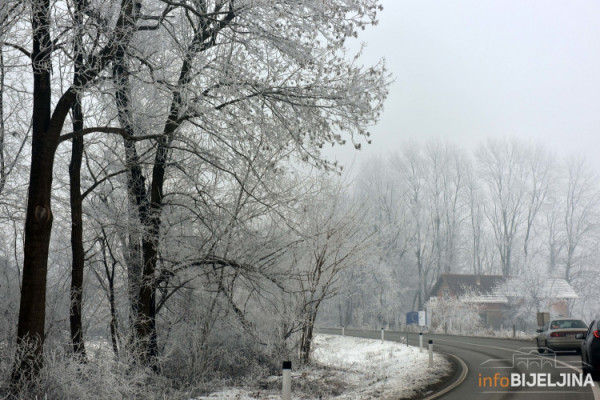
[
  {"left": 419, "top": 332, "right": 423, "bottom": 352},
  {"left": 342, "top": 326, "right": 345, "bottom": 336},
  {"left": 428, "top": 340, "right": 433, "bottom": 368},
  {"left": 381, "top": 328, "right": 384, "bottom": 343},
  {"left": 282, "top": 361, "right": 291, "bottom": 400}
]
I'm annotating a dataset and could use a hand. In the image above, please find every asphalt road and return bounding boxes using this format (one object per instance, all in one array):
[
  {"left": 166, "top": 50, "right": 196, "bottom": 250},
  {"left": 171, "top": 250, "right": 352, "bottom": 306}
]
[{"left": 318, "top": 327, "right": 599, "bottom": 400}]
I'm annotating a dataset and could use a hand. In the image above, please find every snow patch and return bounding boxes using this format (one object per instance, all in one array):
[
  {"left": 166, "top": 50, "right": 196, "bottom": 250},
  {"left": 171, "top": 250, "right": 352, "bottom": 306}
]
[{"left": 194, "top": 334, "right": 451, "bottom": 399}]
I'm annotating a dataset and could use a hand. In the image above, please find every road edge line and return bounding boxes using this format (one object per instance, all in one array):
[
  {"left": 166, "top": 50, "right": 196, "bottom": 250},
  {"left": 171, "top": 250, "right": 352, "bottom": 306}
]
[
  {"left": 423, "top": 352, "right": 468, "bottom": 400},
  {"left": 435, "top": 337, "right": 600, "bottom": 400}
]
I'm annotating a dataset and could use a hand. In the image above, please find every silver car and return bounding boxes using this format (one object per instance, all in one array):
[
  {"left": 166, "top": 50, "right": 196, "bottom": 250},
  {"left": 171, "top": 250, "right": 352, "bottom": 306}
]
[{"left": 536, "top": 318, "right": 588, "bottom": 353}]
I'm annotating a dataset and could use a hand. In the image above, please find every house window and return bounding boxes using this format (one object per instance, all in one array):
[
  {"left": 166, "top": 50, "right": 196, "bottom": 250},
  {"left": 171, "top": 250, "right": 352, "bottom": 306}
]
[{"left": 479, "top": 313, "right": 488, "bottom": 325}]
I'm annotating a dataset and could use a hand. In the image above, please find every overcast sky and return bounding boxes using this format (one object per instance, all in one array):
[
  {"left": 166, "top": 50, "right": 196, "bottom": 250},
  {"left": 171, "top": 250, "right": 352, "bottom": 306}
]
[{"left": 328, "top": 0, "right": 600, "bottom": 172}]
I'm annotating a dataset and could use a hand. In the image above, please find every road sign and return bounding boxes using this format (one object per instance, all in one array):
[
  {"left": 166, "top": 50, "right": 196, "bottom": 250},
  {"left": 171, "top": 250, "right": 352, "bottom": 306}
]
[
  {"left": 418, "top": 310, "right": 427, "bottom": 327},
  {"left": 406, "top": 311, "right": 418, "bottom": 325}
]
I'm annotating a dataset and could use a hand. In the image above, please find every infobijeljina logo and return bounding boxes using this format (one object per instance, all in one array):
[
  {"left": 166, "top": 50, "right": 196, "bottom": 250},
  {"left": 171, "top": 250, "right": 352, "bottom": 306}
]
[
  {"left": 478, "top": 347, "right": 594, "bottom": 393},
  {"left": 478, "top": 372, "right": 594, "bottom": 389}
]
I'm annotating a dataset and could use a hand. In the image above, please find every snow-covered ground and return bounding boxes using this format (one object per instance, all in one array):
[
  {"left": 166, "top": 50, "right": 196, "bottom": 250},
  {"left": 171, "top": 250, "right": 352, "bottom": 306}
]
[{"left": 195, "top": 334, "right": 451, "bottom": 399}]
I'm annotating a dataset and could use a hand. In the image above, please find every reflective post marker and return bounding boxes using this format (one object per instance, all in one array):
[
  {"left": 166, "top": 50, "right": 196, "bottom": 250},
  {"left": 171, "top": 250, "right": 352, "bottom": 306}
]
[
  {"left": 419, "top": 332, "right": 423, "bottom": 353},
  {"left": 282, "top": 361, "right": 291, "bottom": 400},
  {"left": 428, "top": 340, "right": 433, "bottom": 368}
]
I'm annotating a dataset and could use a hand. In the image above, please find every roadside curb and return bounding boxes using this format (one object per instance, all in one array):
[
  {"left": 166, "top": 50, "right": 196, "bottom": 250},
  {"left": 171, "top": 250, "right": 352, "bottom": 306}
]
[{"left": 422, "top": 352, "right": 468, "bottom": 400}]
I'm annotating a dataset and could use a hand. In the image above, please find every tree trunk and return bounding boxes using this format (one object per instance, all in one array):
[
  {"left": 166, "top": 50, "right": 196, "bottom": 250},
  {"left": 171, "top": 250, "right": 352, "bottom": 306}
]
[
  {"left": 100, "top": 233, "right": 120, "bottom": 356},
  {"left": 12, "top": 0, "right": 135, "bottom": 384},
  {"left": 69, "top": 95, "right": 86, "bottom": 358},
  {"left": 134, "top": 58, "right": 187, "bottom": 364},
  {"left": 0, "top": 43, "right": 5, "bottom": 194},
  {"left": 68, "top": 0, "right": 86, "bottom": 356},
  {"left": 300, "top": 314, "right": 316, "bottom": 363},
  {"left": 12, "top": 0, "right": 56, "bottom": 383},
  {"left": 112, "top": 41, "right": 149, "bottom": 332},
  {"left": 131, "top": 6, "right": 236, "bottom": 364}
]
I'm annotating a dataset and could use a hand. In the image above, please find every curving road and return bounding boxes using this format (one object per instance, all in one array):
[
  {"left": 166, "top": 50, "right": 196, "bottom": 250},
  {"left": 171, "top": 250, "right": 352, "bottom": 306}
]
[{"left": 318, "top": 328, "right": 600, "bottom": 399}]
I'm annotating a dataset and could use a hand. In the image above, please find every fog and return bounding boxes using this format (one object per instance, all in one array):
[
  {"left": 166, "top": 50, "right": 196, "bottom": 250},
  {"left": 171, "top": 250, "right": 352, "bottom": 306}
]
[
  {"left": 3, "top": 1, "right": 600, "bottom": 397},
  {"left": 328, "top": 0, "right": 600, "bottom": 171}
]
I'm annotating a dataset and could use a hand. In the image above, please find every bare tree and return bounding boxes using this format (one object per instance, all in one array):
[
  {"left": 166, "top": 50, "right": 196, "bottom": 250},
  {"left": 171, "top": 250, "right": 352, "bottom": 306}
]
[
  {"left": 288, "top": 179, "right": 372, "bottom": 362},
  {"left": 521, "top": 144, "right": 554, "bottom": 264},
  {"left": 563, "top": 157, "right": 600, "bottom": 283},
  {"left": 477, "top": 139, "right": 527, "bottom": 276},
  {"left": 425, "top": 141, "right": 466, "bottom": 275},
  {"left": 465, "top": 157, "right": 485, "bottom": 274},
  {"left": 353, "top": 157, "right": 410, "bottom": 327},
  {"left": 12, "top": 0, "right": 138, "bottom": 383},
  {"left": 390, "top": 145, "right": 435, "bottom": 310},
  {"left": 96, "top": 0, "right": 389, "bottom": 363}
]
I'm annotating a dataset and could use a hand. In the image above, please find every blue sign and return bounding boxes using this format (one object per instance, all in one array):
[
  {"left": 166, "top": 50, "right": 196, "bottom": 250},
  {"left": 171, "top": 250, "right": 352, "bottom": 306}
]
[{"left": 406, "top": 311, "right": 419, "bottom": 325}]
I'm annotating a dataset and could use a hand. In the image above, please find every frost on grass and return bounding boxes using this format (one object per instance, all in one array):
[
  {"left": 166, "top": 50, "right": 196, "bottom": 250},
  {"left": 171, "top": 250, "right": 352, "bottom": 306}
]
[
  {"left": 195, "top": 334, "right": 451, "bottom": 400},
  {"left": 311, "top": 334, "right": 450, "bottom": 399}
]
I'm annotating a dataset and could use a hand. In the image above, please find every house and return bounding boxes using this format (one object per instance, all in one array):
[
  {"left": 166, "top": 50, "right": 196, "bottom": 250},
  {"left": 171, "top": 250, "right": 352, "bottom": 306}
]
[
  {"left": 426, "top": 273, "right": 578, "bottom": 329},
  {"left": 500, "top": 277, "right": 578, "bottom": 319},
  {"left": 428, "top": 273, "right": 508, "bottom": 328}
]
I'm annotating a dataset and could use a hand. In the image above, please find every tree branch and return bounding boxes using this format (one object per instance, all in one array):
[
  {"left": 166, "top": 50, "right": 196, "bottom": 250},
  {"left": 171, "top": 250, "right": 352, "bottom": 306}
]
[
  {"left": 2, "top": 42, "right": 31, "bottom": 58},
  {"left": 59, "top": 127, "right": 164, "bottom": 143}
]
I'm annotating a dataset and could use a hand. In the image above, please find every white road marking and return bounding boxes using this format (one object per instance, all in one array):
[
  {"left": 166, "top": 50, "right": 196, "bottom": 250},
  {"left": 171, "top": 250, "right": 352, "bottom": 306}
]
[
  {"left": 434, "top": 337, "right": 600, "bottom": 400},
  {"left": 423, "top": 352, "right": 469, "bottom": 400}
]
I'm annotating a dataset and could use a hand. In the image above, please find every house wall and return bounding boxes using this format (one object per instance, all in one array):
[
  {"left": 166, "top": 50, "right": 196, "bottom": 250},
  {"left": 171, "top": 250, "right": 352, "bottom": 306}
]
[
  {"left": 433, "top": 282, "right": 451, "bottom": 298},
  {"left": 550, "top": 300, "right": 569, "bottom": 318},
  {"left": 477, "top": 303, "right": 507, "bottom": 328}
]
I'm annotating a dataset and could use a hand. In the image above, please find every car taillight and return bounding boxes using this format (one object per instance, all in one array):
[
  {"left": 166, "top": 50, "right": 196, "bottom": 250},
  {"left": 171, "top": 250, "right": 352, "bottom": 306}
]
[
  {"left": 594, "top": 330, "right": 600, "bottom": 339},
  {"left": 550, "top": 332, "right": 560, "bottom": 337}
]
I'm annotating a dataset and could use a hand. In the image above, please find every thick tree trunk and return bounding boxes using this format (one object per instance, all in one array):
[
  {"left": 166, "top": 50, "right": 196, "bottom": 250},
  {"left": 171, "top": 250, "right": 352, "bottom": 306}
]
[
  {"left": 11, "top": 0, "right": 56, "bottom": 384},
  {"left": 69, "top": 95, "right": 86, "bottom": 358},
  {"left": 131, "top": 7, "right": 235, "bottom": 364},
  {"left": 0, "top": 44, "right": 5, "bottom": 193},
  {"left": 68, "top": 0, "right": 86, "bottom": 356},
  {"left": 134, "top": 55, "right": 187, "bottom": 364},
  {"left": 12, "top": 0, "right": 135, "bottom": 384},
  {"left": 136, "top": 183, "right": 163, "bottom": 364}
]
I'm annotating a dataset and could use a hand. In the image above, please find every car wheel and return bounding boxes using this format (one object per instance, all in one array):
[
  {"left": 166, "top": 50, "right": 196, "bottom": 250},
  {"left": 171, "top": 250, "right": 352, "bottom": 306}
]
[
  {"left": 537, "top": 339, "right": 545, "bottom": 354},
  {"left": 576, "top": 348, "right": 582, "bottom": 355}
]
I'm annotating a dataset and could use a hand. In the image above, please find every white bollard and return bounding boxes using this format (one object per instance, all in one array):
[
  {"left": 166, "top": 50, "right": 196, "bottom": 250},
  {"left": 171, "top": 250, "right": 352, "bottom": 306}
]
[
  {"left": 282, "top": 361, "right": 291, "bottom": 400},
  {"left": 381, "top": 328, "right": 384, "bottom": 343},
  {"left": 342, "top": 326, "right": 345, "bottom": 336},
  {"left": 419, "top": 332, "right": 423, "bottom": 353},
  {"left": 428, "top": 340, "right": 433, "bottom": 368}
]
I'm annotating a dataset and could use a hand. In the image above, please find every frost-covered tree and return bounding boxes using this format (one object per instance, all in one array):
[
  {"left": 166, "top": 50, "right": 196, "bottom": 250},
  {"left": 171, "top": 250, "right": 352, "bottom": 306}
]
[
  {"left": 10, "top": 0, "right": 139, "bottom": 383},
  {"left": 294, "top": 180, "right": 372, "bottom": 362},
  {"left": 477, "top": 139, "right": 529, "bottom": 276},
  {"left": 100, "top": 0, "right": 389, "bottom": 363},
  {"left": 562, "top": 157, "right": 600, "bottom": 283},
  {"left": 6, "top": 0, "right": 389, "bottom": 382}
]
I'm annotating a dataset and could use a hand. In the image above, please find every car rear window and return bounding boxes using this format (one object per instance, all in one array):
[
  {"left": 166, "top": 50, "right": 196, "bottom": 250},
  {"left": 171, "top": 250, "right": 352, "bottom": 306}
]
[{"left": 549, "top": 320, "right": 587, "bottom": 329}]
